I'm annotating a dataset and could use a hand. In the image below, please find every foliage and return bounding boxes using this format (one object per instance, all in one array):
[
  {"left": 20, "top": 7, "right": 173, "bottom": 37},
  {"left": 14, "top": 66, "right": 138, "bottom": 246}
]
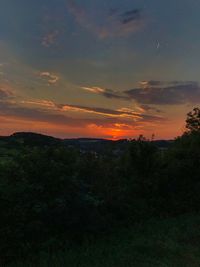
[
  {"left": 0, "top": 108, "right": 200, "bottom": 264},
  {"left": 6, "top": 214, "right": 200, "bottom": 267},
  {"left": 186, "top": 107, "right": 200, "bottom": 133}
]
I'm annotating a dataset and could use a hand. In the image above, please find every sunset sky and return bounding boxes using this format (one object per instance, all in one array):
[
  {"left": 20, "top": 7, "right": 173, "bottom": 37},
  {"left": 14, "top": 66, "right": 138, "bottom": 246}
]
[{"left": 0, "top": 0, "right": 200, "bottom": 139}]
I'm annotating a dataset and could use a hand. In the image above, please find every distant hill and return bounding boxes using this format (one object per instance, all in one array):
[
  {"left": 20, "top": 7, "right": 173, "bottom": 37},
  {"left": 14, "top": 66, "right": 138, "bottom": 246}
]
[
  {"left": 0, "top": 132, "right": 173, "bottom": 152},
  {"left": 0, "top": 132, "right": 61, "bottom": 147},
  {"left": 13, "top": 132, "right": 61, "bottom": 145}
]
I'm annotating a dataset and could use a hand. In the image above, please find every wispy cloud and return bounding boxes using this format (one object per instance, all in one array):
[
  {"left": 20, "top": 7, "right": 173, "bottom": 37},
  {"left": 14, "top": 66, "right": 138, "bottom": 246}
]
[
  {"left": 67, "top": 0, "right": 144, "bottom": 38},
  {"left": 0, "top": 101, "right": 141, "bottom": 129},
  {"left": 39, "top": 72, "right": 60, "bottom": 85},
  {"left": 81, "top": 86, "right": 105, "bottom": 94},
  {"left": 81, "top": 86, "right": 129, "bottom": 100},
  {"left": 59, "top": 104, "right": 142, "bottom": 119},
  {"left": 21, "top": 99, "right": 56, "bottom": 109},
  {"left": 20, "top": 98, "right": 163, "bottom": 122}
]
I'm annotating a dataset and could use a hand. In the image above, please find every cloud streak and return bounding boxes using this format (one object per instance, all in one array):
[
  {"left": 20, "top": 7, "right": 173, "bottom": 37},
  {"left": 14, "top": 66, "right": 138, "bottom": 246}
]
[
  {"left": 21, "top": 98, "right": 163, "bottom": 122},
  {"left": 82, "top": 81, "right": 200, "bottom": 106},
  {"left": 59, "top": 104, "right": 142, "bottom": 120},
  {"left": 0, "top": 94, "right": 165, "bottom": 135},
  {"left": 81, "top": 86, "right": 129, "bottom": 100}
]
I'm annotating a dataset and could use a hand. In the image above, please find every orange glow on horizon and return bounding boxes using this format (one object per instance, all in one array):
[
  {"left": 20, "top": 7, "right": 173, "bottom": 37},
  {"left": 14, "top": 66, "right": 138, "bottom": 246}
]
[{"left": 0, "top": 112, "right": 184, "bottom": 140}]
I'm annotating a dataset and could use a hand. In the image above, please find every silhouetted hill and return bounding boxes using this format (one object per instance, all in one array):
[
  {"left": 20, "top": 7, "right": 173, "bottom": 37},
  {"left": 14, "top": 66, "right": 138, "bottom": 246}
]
[
  {"left": 0, "top": 132, "right": 173, "bottom": 151},
  {"left": 0, "top": 132, "right": 61, "bottom": 147},
  {"left": 12, "top": 132, "right": 61, "bottom": 146}
]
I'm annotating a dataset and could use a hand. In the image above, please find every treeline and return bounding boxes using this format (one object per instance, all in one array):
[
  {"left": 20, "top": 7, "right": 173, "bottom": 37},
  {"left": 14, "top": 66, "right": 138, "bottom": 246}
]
[{"left": 0, "top": 108, "right": 200, "bottom": 263}]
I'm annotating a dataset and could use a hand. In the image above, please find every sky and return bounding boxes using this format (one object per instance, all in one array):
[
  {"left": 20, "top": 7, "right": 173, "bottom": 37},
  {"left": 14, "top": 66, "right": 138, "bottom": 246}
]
[{"left": 0, "top": 0, "right": 200, "bottom": 140}]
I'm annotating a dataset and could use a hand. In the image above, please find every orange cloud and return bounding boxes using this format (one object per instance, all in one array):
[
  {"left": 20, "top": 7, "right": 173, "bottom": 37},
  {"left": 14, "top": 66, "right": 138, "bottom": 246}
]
[
  {"left": 60, "top": 104, "right": 140, "bottom": 119},
  {"left": 81, "top": 86, "right": 106, "bottom": 94},
  {"left": 21, "top": 100, "right": 56, "bottom": 109}
]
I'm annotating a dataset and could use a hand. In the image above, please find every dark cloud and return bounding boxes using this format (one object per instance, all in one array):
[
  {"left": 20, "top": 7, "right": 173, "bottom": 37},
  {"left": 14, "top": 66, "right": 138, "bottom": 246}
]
[
  {"left": 81, "top": 86, "right": 129, "bottom": 100},
  {"left": 121, "top": 9, "right": 142, "bottom": 25},
  {"left": 125, "top": 81, "right": 200, "bottom": 105},
  {"left": 101, "top": 89, "right": 129, "bottom": 100},
  {"left": 140, "top": 80, "right": 197, "bottom": 88},
  {"left": 140, "top": 105, "right": 163, "bottom": 113},
  {"left": 93, "top": 81, "right": 200, "bottom": 106}
]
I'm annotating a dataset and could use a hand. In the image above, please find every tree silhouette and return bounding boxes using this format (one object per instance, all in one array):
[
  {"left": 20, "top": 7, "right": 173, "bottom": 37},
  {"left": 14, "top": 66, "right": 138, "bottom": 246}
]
[{"left": 186, "top": 107, "right": 200, "bottom": 133}]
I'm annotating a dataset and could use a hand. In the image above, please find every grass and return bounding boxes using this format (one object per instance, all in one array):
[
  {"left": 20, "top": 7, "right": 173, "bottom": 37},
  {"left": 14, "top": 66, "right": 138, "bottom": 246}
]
[{"left": 5, "top": 214, "right": 200, "bottom": 267}]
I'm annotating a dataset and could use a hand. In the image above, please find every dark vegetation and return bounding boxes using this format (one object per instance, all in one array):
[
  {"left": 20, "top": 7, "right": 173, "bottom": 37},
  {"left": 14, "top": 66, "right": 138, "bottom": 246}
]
[
  {"left": 7, "top": 215, "right": 200, "bottom": 267},
  {"left": 0, "top": 108, "right": 200, "bottom": 265}
]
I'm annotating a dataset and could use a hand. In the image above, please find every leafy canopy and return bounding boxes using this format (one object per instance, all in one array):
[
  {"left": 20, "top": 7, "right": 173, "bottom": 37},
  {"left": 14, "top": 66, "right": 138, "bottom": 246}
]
[{"left": 186, "top": 107, "right": 200, "bottom": 133}]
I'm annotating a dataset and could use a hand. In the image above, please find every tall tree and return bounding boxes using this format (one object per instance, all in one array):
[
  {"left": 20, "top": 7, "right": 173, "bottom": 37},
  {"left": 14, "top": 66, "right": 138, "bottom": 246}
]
[{"left": 186, "top": 107, "right": 200, "bottom": 133}]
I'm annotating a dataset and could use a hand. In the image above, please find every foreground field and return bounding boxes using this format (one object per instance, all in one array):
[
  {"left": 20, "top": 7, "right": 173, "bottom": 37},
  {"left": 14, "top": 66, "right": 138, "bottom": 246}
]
[{"left": 7, "top": 214, "right": 200, "bottom": 267}]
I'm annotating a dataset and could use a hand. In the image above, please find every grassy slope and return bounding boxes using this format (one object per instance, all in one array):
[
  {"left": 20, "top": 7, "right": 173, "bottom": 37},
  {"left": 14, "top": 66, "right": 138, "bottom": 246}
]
[{"left": 7, "top": 214, "right": 200, "bottom": 267}]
